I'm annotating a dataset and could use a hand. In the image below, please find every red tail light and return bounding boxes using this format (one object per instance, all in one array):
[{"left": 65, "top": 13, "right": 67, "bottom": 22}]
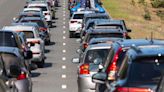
[
  {"left": 80, "top": 64, "right": 90, "bottom": 74},
  {"left": 39, "top": 27, "right": 47, "bottom": 31},
  {"left": 17, "top": 73, "right": 27, "bottom": 80},
  {"left": 31, "top": 40, "right": 40, "bottom": 44},
  {"left": 114, "top": 87, "right": 153, "bottom": 92},
  {"left": 70, "top": 21, "right": 77, "bottom": 23},
  {"left": 83, "top": 43, "right": 88, "bottom": 49},
  {"left": 123, "top": 32, "right": 128, "bottom": 38},
  {"left": 107, "top": 48, "right": 122, "bottom": 79}
]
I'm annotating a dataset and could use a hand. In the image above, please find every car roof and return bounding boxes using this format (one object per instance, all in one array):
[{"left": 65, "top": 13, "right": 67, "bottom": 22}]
[
  {"left": 114, "top": 39, "right": 164, "bottom": 48},
  {"left": 19, "top": 12, "right": 41, "bottom": 15},
  {"left": 24, "top": 8, "right": 41, "bottom": 11},
  {"left": 12, "top": 22, "right": 39, "bottom": 27},
  {"left": 73, "top": 10, "right": 94, "bottom": 14},
  {"left": 89, "top": 37, "right": 123, "bottom": 44},
  {"left": 95, "top": 19, "right": 123, "bottom": 25},
  {"left": 20, "top": 17, "right": 42, "bottom": 21},
  {"left": 128, "top": 46, "right": 164, "bottom": 59},
  {"left": 84, "top": 13, "right": 109, "bottom": 17},
  {"left": 2, "top": 25, "right": 35, "bottom": 32},
  {"left": 28, "top": 3, "right": 48, "bottom": 7},
  {"left": 86, "top": 28, "right": 124, "bottom": 33},
  {"left": 87, "top": 43, "right": 112, "bottom": 50}
]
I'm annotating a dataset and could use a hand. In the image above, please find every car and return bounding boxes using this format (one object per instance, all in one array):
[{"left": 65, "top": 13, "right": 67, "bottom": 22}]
[
  {"left": 92, "top": 39, "right": 164, "bottom": 92},
  {"left": 27, "top": 2, "right": 53, "bottom": 26},
  {"left": 18, "top": 17, "right": 51, "bottom": 44},
  {"left": 69, "top": 10, "right": 94, "bottom": 38},
  {"left": 0, "top": 48, "right": 33, "bottom": 92},
  {"left": 2, "top": 25, "right": 45, "bottom": 68},
  {"left": 72, "top": 43, "right": 112, "bottom": 92},
  {"left": 23, "top": 7, "right": 44, "bottom": 16},
  {"left": 13, "top": 11, "right": 45, "bottom": 23},
  {"left": 80, "top": 28, "right": 125, "bottom": 52},
  {"left": 93, "top": 19, "right": 131, "bottom": 39},
  {"left": 105, "top": 46, "right": 164, "bottom": 92}
]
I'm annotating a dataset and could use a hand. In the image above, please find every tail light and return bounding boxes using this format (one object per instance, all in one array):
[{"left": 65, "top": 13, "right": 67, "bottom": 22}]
[
  {"left": 28, "top": 40, "right": 40, "bottom": 46},
  {"left": 39, "top": 27, "right": 47, "bottom": 31},
  {"left": 123, "top": 32, "right": 128, "bottom": 38},
  {"left": 80, "top": 64, "right": 90, "bottom": 74},
  {"left": 70, "top": 21, "right": 77, "bottom": 23},
  {"left": 45, "top": 13, "right": 50, "bottom": 15},
  {"left": 83, "top": 43, "right": 88, "bottom": 49},
  {"left": 31, "top": 40, "right": 40, "bottom": 44},
  {"left": 17, "top": 72, "right": 27, "bottom": 80},
  {"left": 107, "top": 48, "right": 122, "bottom": 79},
  {"left": 114, "top": 87, "right": 153, "bottom": 92}
]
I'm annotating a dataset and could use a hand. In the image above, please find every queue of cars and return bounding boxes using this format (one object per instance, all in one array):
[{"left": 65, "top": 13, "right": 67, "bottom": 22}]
[
  {"left": 69, "top": 0, "right": 164, "bottom": 92},
  {"left": 0, "top": 0, "right": 58, "bottom": 92}
]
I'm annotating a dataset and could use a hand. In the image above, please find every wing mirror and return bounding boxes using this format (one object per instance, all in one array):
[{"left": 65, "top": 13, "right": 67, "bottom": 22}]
[
  {"left": 72, "top": 58, "right": 80, "bottom": 64},
  {"left": 9, "top": 65, "right": 21, "bottom": 78},
  {"left": 92, "top": 72, "right": 107, "bottom": 84},
  {"left": 127, "top": 29, "right": 132, "bottom": 32},
  {"left": 24, "top": 50, "right": 33, "bottom": 59}
]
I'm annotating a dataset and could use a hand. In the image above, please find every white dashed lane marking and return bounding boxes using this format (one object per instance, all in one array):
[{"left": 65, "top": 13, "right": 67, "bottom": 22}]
[
  {"left": 62, "top": 65, "right": 66, "bottom": 69},
  {"left": 63, "top": 36, "right": 66, "bottom": 39},
  {"left": 62, "top": 50, "right": 66, "bottom": 53},
  {"left": 63, "top": 26, "right": 66, "bottom": 28},
  {"left": 62, "top": 57, "right": 66, "bottom": 61},
  {"left": 61, "top": 85, "right": 67, "bottom": 89},
  {"left": 62, "top": 74, "right": 66, "bottom": 78},
  {"left": 63, "top": 43, "right": 66, "bottom": 45},
  {"left": 63, "top": 31, "right": 66, "bottom": 34}
]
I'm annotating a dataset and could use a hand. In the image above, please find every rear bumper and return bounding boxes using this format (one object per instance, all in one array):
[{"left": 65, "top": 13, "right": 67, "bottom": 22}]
[{"left": 78, "top": 74, "right": 96, "bottom": 92}]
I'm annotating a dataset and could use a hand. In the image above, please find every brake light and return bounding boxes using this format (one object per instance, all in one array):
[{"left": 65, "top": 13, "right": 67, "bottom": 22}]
[
  {"left": 80, "top": 64, "right": 90, "bottom": 74},
  {"left": 114, "top": 87, "right": 153, "bottom": 92},
  {"left": 31, "top": 40, "right": 40, "bottom": 44},
  {"left": 123, "top": 32, "right": 128, "bottom": 38},
  {"left": 107, "top": 48, "right": 122, "bottom": 77},
  {"left": 17, "top": 73, "right": 26, "bottom": 80},
  {"left": 39, "top": 27, "right": 47, "bottom": 31},
  {"left": 70, "top": 21, "right": 77, "bottom": 23},
  {"left": 83, "top": 43, "right": 88, "bottom": 49}
]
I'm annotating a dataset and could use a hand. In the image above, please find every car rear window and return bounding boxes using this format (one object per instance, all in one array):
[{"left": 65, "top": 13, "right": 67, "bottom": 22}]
[
  {"left": 73, "top": 14, "right": 84, "bottom": 19},
  {"left": 0, "top": 32, "right": 17, "bottom": 47},
  {"left": 86, "top": 33, "right": 123, "bottom": 42},
  {"left": 85, "top": 16, "right": 108, "bottom": 24},
  {"left": 84, "top": 49, "right": 110, "bottom": 64},
  {"left": 21, "top": 31, "right": 34, "bottom": 38},
  {"left": 21, "top": 14, "right": 40, "bottom": 18},
  {"left": 29, "top": 6, "right": 47, "bottom": 11},
  {"left": 20, "top": 20, "right": 45, "bottom": 27},
  {"left": 128, "top": 57, "right": 164, "bottom": 83}
]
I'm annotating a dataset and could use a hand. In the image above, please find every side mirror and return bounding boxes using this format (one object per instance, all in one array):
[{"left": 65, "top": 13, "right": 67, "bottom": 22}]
[
  {"left": 72, "top": 58, "right": 80, "bottom": 64},
  {"left": 9, "top": 65, "right": 21, "bottom": 78},
  {"left": 92, "top": 72, "right": 107, "bottom": 84},
  {"left": 127, "top": 29, "right": 132, "bottom": 32},
  {"left": 24, "top": 50, "right": 33, "bottom": 59},
  {"left": 29, "top": 64, "right": 38, "bottom": 71}
]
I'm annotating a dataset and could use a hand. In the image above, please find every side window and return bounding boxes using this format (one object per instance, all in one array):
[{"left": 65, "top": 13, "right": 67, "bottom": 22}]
[{"left": 118, "top": 55, "right": 129, "bottom": 80}]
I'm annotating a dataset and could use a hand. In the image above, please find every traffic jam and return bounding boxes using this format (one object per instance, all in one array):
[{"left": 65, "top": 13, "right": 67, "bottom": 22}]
[{"left": 0, "top": 0, "right": 164, "bottom": 92}]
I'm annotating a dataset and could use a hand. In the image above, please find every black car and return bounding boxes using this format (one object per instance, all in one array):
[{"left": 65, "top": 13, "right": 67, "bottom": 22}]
[{"left": 92, "top": 39, "right": 164, "bottom": 92}]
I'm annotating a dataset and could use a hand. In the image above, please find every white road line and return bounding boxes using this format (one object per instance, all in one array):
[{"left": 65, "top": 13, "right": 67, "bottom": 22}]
[
  {"left": 63, "top": 22, "right": 66, "bottom": 24},
  {"left": 62, "top": 74, "right": 66, "bottom": 78},
  {"left": 62, "top": 50, "right": 66, "bottom": 53},
  {"left": 63, "top": 14, "right": 65, "bottom": 16},
  {"left": 62, "top": 65, "right": 66, "bottom": 69},
  {"left": 63, "top": 43, "right": 66, "bottom": 45},
  {"left": 63, "top": 36, "right": 66, "bottom": 39},
  {"left": 63, "top": 31, "right": 66, "bottom": 34},
  {"left": 63, "top": 18, "right": 66, "bottom": 20},
  {"left": 62, "top": 57, "right": 66, "bottom": 61},
  {"left": 61, "top": 85, "right": 67, "bottom": 89},
  {"left": 63, "top": 26, "right": 66, "bottom": 28}
]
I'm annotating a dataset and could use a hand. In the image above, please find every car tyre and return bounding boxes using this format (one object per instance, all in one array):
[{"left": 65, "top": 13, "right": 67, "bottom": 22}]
[
  {"left": 69, "top": 32, "right": 74, "bottom": 38},
  {"left": 37, "top": 59, "right": 45, "bottom": 68}
]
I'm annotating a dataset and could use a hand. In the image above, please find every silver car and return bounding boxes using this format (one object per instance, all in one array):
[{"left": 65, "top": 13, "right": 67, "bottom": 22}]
[
  {"left": 72, "top": 43, "right": 112, "bottom": 92},
  {"left": 0, "top": 47, "right": 33, "bottom": 92}
]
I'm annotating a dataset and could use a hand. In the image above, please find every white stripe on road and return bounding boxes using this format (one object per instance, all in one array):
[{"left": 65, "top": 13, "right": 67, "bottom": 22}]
[
  {"left": 63, "top": 22, "right": 66, "bottom": 24},
  {"left": 62, "top": 74, "right": 66, "bottom": 78},
  {"left": 63, "top": 26, "right": 66, "bottom": 28},
  {"left": 63, "top": 43, "right": 66, "bottom": 45},
  {"left": 63, "top": 31, "right": 66, "bottom": 34},
  {"left": 62, "top": 50, "right": 66, "bottom": 53},
  {"left": 63, "top": 36, "right": 66, "bottom": 39},
  {"left": 62, "top": 57, "right": 66, "bottom": 61},
  {"left": 62, "top": 65, "right": 66, "bottom": 69},
  {"left": 61, "top": 85, "right": 67, "bottom": 89}
]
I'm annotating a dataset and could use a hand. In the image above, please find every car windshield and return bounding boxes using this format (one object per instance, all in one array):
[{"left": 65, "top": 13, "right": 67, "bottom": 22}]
[
  {"left": 128, "top": 57, "right": 164, "bottom": 83},
  {"left": 84, "top": 49, "right": 110, "bottom": 64},
  {"left": 86, "top": 33, "right": 123, "bottom": 42},
  {"left": 0, "top": 32, "right": 17, "bottom": 47},
  {"left": 21, "top": 31, "right": 34, "bottom": 38},
  {"left": 73, "top": 14, "right": 84, "bottom": 19},
  {"left": 21, "top": 14, "right": 40, "bottom": 18},
  {"left": 21, "top": 20, "right": 45, "bottom": 27}
]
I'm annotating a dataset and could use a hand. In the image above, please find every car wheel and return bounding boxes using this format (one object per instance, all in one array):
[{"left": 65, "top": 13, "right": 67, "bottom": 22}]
[
  {"left": 37, "top": 59, "right": 45, "bottom": 68},
  {"left": 69, "top": 32, "right": 74, "bottom": 38},
  {"left": 45, "top": 40, "right": 51, "bottom": 45}
]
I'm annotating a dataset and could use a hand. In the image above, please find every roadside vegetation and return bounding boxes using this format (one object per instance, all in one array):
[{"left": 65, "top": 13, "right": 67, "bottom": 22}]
[{"left": 102, "top": 0, "right": 164, "bottom": 39}]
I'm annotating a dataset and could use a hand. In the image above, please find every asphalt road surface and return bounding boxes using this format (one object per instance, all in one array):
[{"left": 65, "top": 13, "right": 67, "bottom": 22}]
[{"left": 0, "top": 0, "right": 79, "bottom": 92}]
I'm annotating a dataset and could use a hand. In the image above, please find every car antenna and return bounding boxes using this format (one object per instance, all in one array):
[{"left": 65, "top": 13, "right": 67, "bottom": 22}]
[{"left": 150, "top": 32, "right": 154, "bottom": 44}]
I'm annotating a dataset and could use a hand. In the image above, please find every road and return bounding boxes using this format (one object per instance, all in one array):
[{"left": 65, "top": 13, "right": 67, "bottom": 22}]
[{"left": 0, "top": 0, "right": 79, "bottom": 92}]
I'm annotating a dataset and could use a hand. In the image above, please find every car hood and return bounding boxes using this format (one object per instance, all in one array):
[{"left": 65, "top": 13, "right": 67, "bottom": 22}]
[{"left": 0, "top": 47, "right": 21, "bottom": 57}]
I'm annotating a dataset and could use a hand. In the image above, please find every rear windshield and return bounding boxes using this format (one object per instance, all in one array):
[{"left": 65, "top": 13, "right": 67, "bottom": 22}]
[
  {"left": 29, "top": 6, "right": 47, "bottom": 11},
  {"left": 128, "top": 57, "right": 164, "bottom": 83},
  {"left": 73, "top": 14, "right": 84, "bottom": 19},
  {"left": 86, "top": 33, "right": 123, "bottom": 42},
  {"left": 85, "top": 16, "right": 108, "bottom": 24},
  {"left": 95, "top": 25, "right": 123, "bottom": 30},
  {"left": 21, "top": 14, "right": 40, "bottom": 18},
  {"left": 0, "top": 32, "right": 17, "bottom": 47},
  {"left": 84, "top": 49, "right": 110, "bottom": 64},
  {"left": 21, "top": 31, "right": 34, "bottom": 38},
  {"left": 20, "top": 20, "right": 45, "bottom": 27}
]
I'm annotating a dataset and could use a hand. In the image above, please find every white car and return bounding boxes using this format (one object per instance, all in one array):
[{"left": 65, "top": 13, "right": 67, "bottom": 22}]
[
  {"left": 2, "top": 25, "right": 45, "bottom": 68},
  {"left": 23, "top": 8, "right": 43, "bottom": 14},
  {"left": 27, "top": 2, "right": 53, "bottom": 26},
  {"left": 69, "top": 11, "right": 93, "bottom": 38}
]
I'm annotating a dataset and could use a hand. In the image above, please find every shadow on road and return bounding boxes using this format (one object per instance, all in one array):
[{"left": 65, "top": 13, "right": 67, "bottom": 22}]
[
  {"left": 44, "top": 62, "right": 53, "bottom": 68},
  {"left": 31, "top": 72, "right": 41, "bottom": 78},
  {"left": 45, "top": 49, "right": 50, "bottom": 53},
  {"left": 48, "top": 42, "right": 56, "bottom": 46}
]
